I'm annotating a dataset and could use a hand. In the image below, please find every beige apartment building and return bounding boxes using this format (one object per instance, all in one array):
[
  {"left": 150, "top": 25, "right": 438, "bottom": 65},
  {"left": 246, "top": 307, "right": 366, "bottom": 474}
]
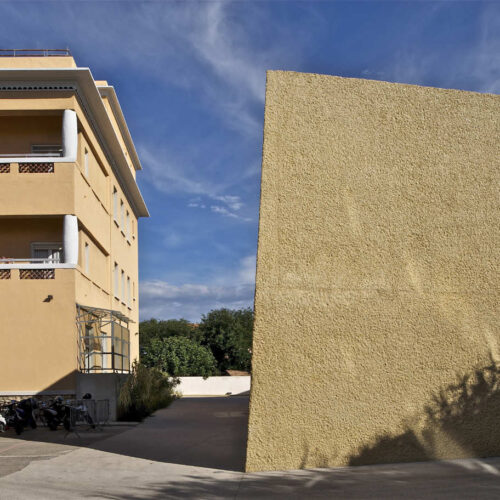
[
  {"left": 0, "top": 50, "right": 148, "bottom": 403},
  {"left": 247, "top": 71, "right": 499, "bottom": 471}
]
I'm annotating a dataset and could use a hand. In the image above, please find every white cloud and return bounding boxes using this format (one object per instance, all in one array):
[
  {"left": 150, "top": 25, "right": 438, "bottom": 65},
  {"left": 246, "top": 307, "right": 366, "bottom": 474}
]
[
  {"left": 211, "top": 205, "right": 251, "bottom": 222},
  {"left": 213, "top": 195, "right": 243, "bottom": 211},
  {"left": 383, "top": 3, "right": 500, "bottom": 94},
  {"left": 238, "top": 254, "right": 257, "bottom": 284},
  {"left": 140, "top": 254, "right": 256, "bottom": 321},
  {"left": 470, "top": 4, "right": 500, "bottom": 93}
]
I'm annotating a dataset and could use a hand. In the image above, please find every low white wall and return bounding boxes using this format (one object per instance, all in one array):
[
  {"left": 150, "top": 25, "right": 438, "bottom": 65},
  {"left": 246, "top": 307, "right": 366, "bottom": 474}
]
[{"left": 176, "top": 376, "right": 251, "bottom": 396}]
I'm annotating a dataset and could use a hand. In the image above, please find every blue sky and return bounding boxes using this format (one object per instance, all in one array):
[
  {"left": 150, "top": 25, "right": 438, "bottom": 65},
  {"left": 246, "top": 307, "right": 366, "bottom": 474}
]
[{"left": 1, "top": 1, "right": 498, "bottom": 321}]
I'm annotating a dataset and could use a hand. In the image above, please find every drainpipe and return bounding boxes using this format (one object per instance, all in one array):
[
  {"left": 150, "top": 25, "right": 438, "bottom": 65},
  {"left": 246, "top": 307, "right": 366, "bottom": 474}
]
[
  {"left": 63, "top": 215, "right": 79, "bottom": 265},
  {"left": 62, "top": 109, "right": 78, "bottom": 161}
]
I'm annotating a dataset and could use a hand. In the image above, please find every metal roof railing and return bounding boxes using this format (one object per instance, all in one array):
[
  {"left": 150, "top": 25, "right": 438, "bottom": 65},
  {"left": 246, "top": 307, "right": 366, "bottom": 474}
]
[{"left": 0, "top": 49, "right": 71, "bottom": 57}]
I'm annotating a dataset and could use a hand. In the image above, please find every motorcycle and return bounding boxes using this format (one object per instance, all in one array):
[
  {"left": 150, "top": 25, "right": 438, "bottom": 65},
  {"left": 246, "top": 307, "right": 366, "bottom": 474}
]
[
  {"left": 42, "top": 396, "right": 70, "bottom": 431},
  {"left": 0, "top": 411, "right": 6, "bottom": 432},
  {"left": 2, "top": 398, "right": 37, "bottom": 435}
]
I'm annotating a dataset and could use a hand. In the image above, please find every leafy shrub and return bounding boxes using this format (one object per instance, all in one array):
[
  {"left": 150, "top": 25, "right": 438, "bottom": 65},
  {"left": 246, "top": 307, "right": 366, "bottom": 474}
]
[
  {"left": 142, "top": 336, "right": 218, "bottom": 377},
  {"left": 118, "top": 362, "right": 178, "bottom": 421}
]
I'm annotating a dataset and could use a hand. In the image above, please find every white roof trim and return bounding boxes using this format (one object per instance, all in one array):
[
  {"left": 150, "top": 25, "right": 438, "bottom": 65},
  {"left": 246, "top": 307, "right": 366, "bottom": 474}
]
[{"left": 97, "top": 85, "right": 142, "bottom": 171}]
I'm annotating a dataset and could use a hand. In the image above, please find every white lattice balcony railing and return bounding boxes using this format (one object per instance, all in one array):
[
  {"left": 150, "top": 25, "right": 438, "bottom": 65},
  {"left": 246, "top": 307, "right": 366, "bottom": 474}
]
[{"left": 0, "top": 161, "right": 55, "bottom": 172}]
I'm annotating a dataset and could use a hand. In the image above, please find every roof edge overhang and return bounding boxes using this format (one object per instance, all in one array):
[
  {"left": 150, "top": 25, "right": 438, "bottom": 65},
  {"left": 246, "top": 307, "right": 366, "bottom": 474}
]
[
  {"left": 0, "top": 67, "right": 149, "bottom": 218},
  {"left": 97, "top": 85, "right": 143, "bottom": 171}
]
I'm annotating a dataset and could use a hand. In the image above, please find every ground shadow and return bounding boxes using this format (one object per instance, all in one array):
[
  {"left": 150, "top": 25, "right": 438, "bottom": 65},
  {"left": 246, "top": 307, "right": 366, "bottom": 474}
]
[
  {"left": 349, "top": 362, "right": 500, "bottom": 466},
  {"left": 96, "top": 457, "right": 500, "bottom": 500},
  {"left": 0, "top": 396, "right": 249, "bottom": 472}
]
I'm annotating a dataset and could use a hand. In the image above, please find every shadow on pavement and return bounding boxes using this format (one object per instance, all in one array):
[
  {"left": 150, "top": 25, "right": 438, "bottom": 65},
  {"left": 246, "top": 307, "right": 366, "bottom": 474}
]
[{"left": 0, "top": 396, "right": 249, "bottom": 473}]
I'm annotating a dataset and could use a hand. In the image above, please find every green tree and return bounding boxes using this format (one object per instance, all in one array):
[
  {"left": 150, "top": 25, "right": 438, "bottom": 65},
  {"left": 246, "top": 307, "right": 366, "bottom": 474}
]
[
  {"left": 142, "top": 336, "right": 218, "bottom": 377},
  {"left": 139, "top": 318, "right": 203, "bottom": 354},
  {"left": 198, "top": 308, "right": 254, "bottom": 373}
]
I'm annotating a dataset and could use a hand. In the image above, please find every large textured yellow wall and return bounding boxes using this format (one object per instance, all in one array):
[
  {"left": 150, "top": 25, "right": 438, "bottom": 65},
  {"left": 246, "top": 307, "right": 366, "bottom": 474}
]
[{"left": 246, "top": 71, "right": 500, "bottom": 472}]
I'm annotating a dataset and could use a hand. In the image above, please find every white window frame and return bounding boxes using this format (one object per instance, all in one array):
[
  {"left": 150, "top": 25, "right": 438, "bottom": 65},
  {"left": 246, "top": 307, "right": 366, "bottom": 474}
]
[
  {"left": 126, "top": 276, "right": 131, "bottom": 306},
  {"left": 126, "top": 211, "right": 130, "bottom": 240},
  {"left": 31, "top": 144, "right": 63, "bottom": 157},
  {"left": 31, "top": 242, "right": 63, "bottom": 263},
  {"left": 121, "top": 270, "right": 125, "bottom": 302}
]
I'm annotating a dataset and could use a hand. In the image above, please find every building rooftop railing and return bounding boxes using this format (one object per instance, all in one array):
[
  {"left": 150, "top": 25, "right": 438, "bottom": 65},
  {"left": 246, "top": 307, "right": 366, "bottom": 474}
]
[{"left": 0, "top": 49, "right": 71, "bottom": 57}]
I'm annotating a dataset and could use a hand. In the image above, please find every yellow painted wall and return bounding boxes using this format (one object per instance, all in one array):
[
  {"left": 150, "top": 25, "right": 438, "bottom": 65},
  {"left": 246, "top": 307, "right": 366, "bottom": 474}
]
[
  {"left": 0, "top": 56, "right": 76, "bottom": 69},
  {"left": 246, "top": 71, "right": 500, "bottom": 472},
  {"left": 0, "top": 162, "right": 75, "bottom": 216},
  {"left": 0, "top": 269, "right": 77, "bottom": 391}
]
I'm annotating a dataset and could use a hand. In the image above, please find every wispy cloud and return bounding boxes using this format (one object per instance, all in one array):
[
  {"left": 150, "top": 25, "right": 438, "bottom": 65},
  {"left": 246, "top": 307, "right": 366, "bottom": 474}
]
[
  {"left": 383, "top": 3, "right": 500, "bottom": 93},
  {"left": 210, "top": 205, "right": 251, "bottom": 222},
  {"left": 140, "top": 254, "right": 256, "bottom": 321},
  {"left": 140, "top": 144, "right": 253, "bottom": 221},
  {"left": 213, "top": 195, "right": 243, "bottom": 211},
  {"left": 470, "top": 4, "right": 500, "bottom": 93}
]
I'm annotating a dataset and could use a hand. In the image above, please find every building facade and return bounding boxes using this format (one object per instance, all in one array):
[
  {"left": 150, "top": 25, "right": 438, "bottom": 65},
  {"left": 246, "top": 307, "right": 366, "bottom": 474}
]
[
  {"left": 0, "top": 51, "right": 148, "bottom": 401},
  {"left": 246, "top": 71, "right": 499, "bottom": 471}
]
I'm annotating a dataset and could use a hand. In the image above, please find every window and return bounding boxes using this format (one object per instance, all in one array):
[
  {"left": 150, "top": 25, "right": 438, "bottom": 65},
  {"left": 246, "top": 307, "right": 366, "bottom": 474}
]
[
  {"left": 84, "top": 148, "right": 89, "bottom": 177},
  {"left": 126, "top": 277, "right": 131, "bottom": 306},
  {"left": 120, "top": 200, "right": 125, "bottom": 230},
  {"left": 31, "top": 145, "right": 63, "bottom": 157},
  {"left": 31, "top": 243, "right": 63, "bottom": 264},
  {"left": 132, "top": 219, "right": 135, "bottom": 239},
  {"left": 84, "top": 242, "right": 89, "bottom": 274},
  {"left": 114, "top": 263, "right": 119, "bottom": 297},
  {"left": 126, "top": 211, "right": 130, "bottom": 240},
  {"left": 132, "top": 281, "right": 135, "bottom": 301},
  {"left": 113, "top": 188, "right": 118, "bottom": 222},
  {"left": 121, "top": 270, "right": 125, "bottom": 302}
]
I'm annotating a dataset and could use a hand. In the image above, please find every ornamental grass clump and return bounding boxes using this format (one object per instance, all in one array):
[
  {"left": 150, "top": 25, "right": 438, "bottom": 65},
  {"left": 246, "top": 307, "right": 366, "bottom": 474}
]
[{"left": 118, "top": 362, "right": 178, "bottom": 421}]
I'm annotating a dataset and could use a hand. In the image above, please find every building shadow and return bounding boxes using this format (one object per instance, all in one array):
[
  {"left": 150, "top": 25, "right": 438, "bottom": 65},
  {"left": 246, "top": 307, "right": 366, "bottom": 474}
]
[
  {"left": 349, "top": 362, "right": 500, "bottom": 466},
  {"left": 1, "top": 379, "right": 250, "bottom": 472}
]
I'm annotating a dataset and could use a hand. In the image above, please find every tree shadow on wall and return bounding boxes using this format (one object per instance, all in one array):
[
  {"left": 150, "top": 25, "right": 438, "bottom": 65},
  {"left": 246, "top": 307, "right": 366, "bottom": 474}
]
[{"left": 349, "top": 361, "right": 500, "bottom": 466}]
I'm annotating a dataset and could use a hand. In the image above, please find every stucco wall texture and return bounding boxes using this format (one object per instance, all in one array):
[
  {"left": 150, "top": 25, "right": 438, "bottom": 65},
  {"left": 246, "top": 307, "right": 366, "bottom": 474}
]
[{"left": 246, "top": 71, "right": 500, "bottom": 472}]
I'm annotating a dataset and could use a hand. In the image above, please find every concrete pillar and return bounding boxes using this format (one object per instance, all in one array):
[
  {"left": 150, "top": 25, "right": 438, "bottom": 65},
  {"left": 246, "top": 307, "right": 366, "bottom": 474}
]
[
  {"left": 62, "top": 109, "right": 78, "bottom": 160},
  {"left": 63, "top": 215, "right": 79, "bottom": 265}
]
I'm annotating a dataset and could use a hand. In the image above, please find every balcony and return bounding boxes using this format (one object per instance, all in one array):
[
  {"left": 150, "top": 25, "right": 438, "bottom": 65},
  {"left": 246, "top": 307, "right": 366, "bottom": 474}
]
[
  {"left": 0, "top": 215, "right": 78, "bottom": 276},
  {"left": 0, "top": 109, "right": 77, "bottom": 164}
]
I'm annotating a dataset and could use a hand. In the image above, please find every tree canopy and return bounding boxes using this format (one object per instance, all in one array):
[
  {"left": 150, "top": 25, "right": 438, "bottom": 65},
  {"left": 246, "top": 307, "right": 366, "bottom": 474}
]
[
  {"left": 139, "top": 307, "right": 253, "bottom": 375},
  {"left": 199, "top": 308, "right": 253, "bottom": 373}
]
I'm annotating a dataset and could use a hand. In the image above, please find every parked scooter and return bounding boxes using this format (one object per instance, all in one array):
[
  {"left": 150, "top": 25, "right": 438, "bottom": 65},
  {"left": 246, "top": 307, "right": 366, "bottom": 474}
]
[
  {"left": 0, "top": 412, "right": 6, "bottom": 432},
  {"left": 2, "top": 398, "right": 38, "bottom": 435},
  {"left": 43, "top": 396, "right": 71, "bottom": 431}
]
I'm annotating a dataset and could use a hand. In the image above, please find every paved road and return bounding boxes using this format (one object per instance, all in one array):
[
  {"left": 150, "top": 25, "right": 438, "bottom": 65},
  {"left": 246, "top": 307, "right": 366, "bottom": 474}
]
[{"left": 0, "top": 397, "right": 499, "bottom": 499}]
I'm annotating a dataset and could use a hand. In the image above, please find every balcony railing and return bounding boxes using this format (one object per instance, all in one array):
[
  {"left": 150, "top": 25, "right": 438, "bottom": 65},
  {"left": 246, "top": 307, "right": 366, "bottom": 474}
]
[
  {"left": 0, "top": 153, "right": 62, "bottom": 158},
  {"left": 0, "top": 258, "right": 59, "bottom": 278},
  {"left": 0, "top": 162, "right": 55, "bottom": 173},
  {"left": 0, "top": 49, "right": 71, "bottom": 57},
  {"left": 0, "top": 258, "right": 61, "bottom": 264},
  {"left": 0, "top": 258, "right": 75, "bottom": 273}
]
